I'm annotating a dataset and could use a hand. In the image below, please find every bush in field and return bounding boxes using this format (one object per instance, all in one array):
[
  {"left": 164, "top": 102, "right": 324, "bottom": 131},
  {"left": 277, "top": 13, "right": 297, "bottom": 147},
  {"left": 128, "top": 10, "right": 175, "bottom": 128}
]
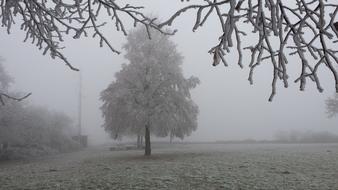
[
  {"left": 0, "top": 103, "right": 81, "bottom": 159},
  {"left": 0, "top": 61, "right": 80, "bottom": 159},
  {"left": 0, "top": 102, "right": 81, "bottom": 159}
]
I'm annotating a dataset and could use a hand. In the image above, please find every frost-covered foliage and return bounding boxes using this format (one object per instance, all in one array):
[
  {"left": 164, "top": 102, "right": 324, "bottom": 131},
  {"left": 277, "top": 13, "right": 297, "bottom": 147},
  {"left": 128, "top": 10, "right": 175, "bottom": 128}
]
[
  {"left": 100, "top": 27, "right": 199, "bottom": 155},
  {"left": 0, "top": 0, "right": 172, "bottom": 71},
  {"left": 160, "top": 0, "right": 338, "bottom": 101},
  {"left": 0, "top": 102, "right": 81, "bottom": 159},
  {"left": 0, "top": 57, "right": 13, "bottom": 91},
  {"left": 0, "top": 102, "right": 81, "bottom": 160},
  {"left": 0, "top": 58, "right": 31, "bottom": 105},
  {"left": 326, "top": 93, "right": 338, "bottom": 118},
  {"left": 0, "top": 62, "right": 80, "bottom": 159},
  {"left": 1, "top": 1, "right": 338, "bottom": 101},
  {"left": 0, "top": 58, "right": 13, "bottom": 104}
]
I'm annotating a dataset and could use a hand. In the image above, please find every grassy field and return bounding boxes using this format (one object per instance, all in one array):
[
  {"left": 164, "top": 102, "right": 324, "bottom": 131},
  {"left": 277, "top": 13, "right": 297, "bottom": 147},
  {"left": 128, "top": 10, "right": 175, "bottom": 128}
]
[{"left": 0, "top": 143, "right": 337, "bottom": 190}]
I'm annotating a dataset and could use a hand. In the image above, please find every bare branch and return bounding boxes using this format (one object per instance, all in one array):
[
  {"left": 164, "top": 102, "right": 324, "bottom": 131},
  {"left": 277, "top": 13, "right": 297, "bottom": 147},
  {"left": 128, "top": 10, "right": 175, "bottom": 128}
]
[
  {"left": 161, "top": 0, "right": 338, "bottom": 101},
  {"left": 0, "top": 92, "right": 32, "bottom": 105},
  {"left": 0, "top": 0, "right": 171, "bottom": 71}
]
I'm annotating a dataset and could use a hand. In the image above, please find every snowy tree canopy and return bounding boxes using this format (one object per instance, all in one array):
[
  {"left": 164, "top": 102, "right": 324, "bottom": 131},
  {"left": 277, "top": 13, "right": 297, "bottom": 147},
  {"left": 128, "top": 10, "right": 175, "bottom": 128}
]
[
  {"left": 0, "top": 58, "right": 31, "bottom": 105},
  {"left": 0, "top": 64, "right": 78, "bottom": 157},
  {"left": 0, "top": 57, "right": 13, "bottom": 91},
  {"left": 100, "top": 27, "right": 199, "bottom": 155},
  {"left": 326, "top": 93, "right": 338, "bottom": 118},
  {"left": 1, "top": 1, "right": 337, "bottom": 100},
  {"left": 0, "top": 101, "right": 80, "bottom": 157}
]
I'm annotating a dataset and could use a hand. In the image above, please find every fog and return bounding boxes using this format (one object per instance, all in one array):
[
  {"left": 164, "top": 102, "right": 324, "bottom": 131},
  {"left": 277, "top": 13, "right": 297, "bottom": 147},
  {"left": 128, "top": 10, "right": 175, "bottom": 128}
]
[{"left": 1, "top": 0, "right": 338, "bottom": 145}]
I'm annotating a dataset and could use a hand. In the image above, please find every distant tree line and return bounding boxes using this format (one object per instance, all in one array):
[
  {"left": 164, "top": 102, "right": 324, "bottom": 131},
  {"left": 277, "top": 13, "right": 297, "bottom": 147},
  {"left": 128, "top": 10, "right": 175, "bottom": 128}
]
[
  {"left": 0, "top": 60, "right": 80, "bottom": 160},
  {"left": 274, "top": 130, "right": 338, "bottom": 143}
]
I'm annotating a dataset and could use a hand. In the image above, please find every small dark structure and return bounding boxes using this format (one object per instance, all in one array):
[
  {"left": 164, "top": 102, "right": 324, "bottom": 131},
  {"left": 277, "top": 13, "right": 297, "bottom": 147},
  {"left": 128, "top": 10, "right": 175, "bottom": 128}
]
[
  {"left": 0, "top": 142, "right": 9, "bottom": 160},
  {"left": 72, "top": 135, "right": 88, "bottom": 147}
]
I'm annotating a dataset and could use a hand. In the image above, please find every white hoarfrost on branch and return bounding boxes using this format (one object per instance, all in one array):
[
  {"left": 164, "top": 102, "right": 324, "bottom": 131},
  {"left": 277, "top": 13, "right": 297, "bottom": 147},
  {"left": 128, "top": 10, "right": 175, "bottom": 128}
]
[
  {"left": 100, "top": 27, "right": 199, "bottom": 156},
  {"left": 326, "top": 93, "right": 338, "bottom": 118},
  {"left": 0, "top": 58, "right": 31, "bottom": 105},
  {"left": 0, "top": 0, "right": 174, "bottom": 71},
  {"left": 1, "top": 1, "right": 338, "bottom": 100},
  {"left": 159, "top": 0, "right": 338, "bottom": 101}
]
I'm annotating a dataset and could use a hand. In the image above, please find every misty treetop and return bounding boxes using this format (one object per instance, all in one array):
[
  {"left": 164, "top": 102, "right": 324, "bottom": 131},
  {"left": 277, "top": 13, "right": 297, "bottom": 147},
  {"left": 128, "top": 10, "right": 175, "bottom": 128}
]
[
  {"left": 100, "top": 27, "right": 199, "bottom": 155},
  {"left": 1, "top": 1, "right": 338, "bottom": 101},
  {"left": 0, "top": 58, "right": 31, "bottom": 105},
  {"left": 0, "top": 61, "right": 80, "bottom": 159},
  {"left": 0, "top": 58, "right": 13, "bottom": 91},
  {"left": 326, "top": 93, "right": 338, "bottom": 118},
  {"left": 0, "top": 102, "right": 81, "bottom": 159}
]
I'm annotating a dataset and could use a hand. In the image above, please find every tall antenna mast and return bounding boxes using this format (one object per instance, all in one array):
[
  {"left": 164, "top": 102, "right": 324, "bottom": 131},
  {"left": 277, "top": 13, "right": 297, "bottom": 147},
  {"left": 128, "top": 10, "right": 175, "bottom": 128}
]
[
  {"left": 78, "top": 68, "right": 82, "bottom": 136},
  {"left": 73, "top": 67, "right": 87, "bottom": 147}
]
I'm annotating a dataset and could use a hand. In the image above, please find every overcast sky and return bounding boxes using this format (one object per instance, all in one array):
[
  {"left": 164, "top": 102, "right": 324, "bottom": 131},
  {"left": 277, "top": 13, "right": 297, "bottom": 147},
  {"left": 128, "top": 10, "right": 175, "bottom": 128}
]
[{"left": 1, "top": 1, "right": 338, "bottom": 144}]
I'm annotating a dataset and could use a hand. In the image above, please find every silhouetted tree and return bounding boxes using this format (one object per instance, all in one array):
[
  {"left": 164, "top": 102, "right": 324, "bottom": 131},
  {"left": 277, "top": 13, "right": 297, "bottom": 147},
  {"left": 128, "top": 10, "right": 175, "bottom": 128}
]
[{"left": 100, "top": 28, "right": 199, "bottom": 156}]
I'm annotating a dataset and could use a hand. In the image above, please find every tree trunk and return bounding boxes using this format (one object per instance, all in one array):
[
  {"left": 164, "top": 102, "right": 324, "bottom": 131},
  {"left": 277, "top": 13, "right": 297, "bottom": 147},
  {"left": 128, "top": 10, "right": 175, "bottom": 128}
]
[
  {"left": 137, "top": 135, "right": 144, "bottom": 149},
  {"left": 137, "top": 135, "right": 141, "bottom": 148},
  {"left": 144, "top": 125, "right": 151, "bottom": 156},
  {"left": 170, "top": 131, "right": 174, "bottom": 144}
]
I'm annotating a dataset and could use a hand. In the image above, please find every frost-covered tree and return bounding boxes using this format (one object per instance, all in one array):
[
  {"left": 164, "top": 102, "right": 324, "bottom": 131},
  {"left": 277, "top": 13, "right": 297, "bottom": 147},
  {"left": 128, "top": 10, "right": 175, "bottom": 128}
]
[
  {"left": 326, "top": 93, "right": 338, "bottom": 118},
  {"left": 0, "top": 57, "right": 30, "bottom": 105},
  {"left": 100, "top": 28, "right": 199, "bottom": 156},
  {"left": 0, "top": 60, "right": 77, "bottom": 158},
  {"left": 0, "top": 101, "right": 80, "bottom": 159},
  {"left": 1, "top": 1, "right": 337, "bottom": 100},
  {"left": 0, "top": 57, "right": 13, "bottom": 91}
]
